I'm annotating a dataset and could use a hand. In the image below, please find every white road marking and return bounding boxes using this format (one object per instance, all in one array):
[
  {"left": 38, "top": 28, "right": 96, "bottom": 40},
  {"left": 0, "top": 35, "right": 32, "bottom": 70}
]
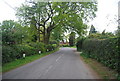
[
  {"left": 42, "top": 54, "right": 64, "bottom": 76},
  {"left": 56, "top": 54, "right": 64, "bottom": 62},
  {"left": 43, "top": 65, "right": 53, "bottom": 75}
]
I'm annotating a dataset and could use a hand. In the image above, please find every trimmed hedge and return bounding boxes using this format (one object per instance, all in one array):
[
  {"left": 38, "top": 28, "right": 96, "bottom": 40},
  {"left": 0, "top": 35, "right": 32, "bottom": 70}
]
[
  {"left": 77, "top": 38, "right": 119, "bottom": 72},
  {"left": 76, "top": 38, "right": 86, "bottom": 51}
]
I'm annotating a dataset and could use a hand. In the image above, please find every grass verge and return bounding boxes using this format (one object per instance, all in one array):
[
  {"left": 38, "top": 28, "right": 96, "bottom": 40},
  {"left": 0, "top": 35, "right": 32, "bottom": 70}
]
[
  {"left": 61, "top": 46, "right": 76, "bottom": 48},
  {"left": 70, "top": 46, "right": 76, "bottom": 48},
  {"left": 2, "top": 48, "right": 59, "bottom": 73},
  {"left": 80, "top": 52, "right": 118, "bottom": 79}
]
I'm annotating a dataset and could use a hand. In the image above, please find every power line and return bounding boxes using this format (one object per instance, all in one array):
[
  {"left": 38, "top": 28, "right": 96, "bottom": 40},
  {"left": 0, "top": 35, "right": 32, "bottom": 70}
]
[{"left": 2, "top": 0, "right": 16, "bottom": 11}]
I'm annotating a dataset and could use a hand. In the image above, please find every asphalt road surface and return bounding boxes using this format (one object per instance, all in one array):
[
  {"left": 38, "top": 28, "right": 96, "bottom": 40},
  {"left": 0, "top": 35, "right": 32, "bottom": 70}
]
[{"left": 3, "top": 47, "right": 99, "bottom": 79}]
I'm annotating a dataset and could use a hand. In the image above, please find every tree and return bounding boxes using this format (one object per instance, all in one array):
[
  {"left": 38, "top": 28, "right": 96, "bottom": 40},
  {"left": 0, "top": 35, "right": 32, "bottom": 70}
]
[
  {"left": 102, "top": 29, "right": 106, "bottom": 35},
  {"left": 69, "top": 32, "right": 75, "bottom": 46},
  {"left": 50, "top": 26, "right": 64, "bottom": 42},
  {"left": 89, "top": 25, "right": 97, "bottom": 35},
  {"left": 16, "top": 1, "right": 97, "bottom": 44},
  {"left": 1, "top": 20, "right": 28, "bottom": 45},
  {"left": 115, "top": 26, "right": 120, "bottom": 37}
]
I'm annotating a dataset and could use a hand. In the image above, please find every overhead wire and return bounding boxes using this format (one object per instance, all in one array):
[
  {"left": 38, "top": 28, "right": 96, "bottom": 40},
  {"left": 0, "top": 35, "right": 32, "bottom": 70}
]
[{"left": 2, "top": 0, "right": 16, "bottom": 11}]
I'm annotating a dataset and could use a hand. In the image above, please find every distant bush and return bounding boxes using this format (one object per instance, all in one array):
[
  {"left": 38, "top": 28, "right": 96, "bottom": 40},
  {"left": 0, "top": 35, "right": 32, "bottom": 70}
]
[{"left": 79, "top": 38, "right": 119, "bottom": 72}]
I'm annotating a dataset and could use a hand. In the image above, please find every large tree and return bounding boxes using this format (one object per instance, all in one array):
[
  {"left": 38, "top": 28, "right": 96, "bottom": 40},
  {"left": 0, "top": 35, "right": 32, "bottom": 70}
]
[{"left": 16, "top": 1, "right": 97, "bottom": 44}]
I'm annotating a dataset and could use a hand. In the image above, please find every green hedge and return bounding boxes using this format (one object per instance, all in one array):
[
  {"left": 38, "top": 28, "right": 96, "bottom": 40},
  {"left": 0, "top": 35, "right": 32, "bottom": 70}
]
[
  {"left": 77, "top": 38, "right": 119, "bottom": 72},
  {"left": 76, "top": 38, "right": 86, "bottom": 51},
  {"left": 2, "top": 42, "right": 58, "bottom": 64},
  {"left": 2, "top": 44, "right": 37, "bottom": 64}
]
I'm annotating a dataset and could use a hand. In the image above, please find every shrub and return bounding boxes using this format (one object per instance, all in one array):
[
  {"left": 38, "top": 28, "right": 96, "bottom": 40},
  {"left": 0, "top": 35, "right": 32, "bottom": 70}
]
[
  {"left": 46, "top": 44, "right": 54, "bottom": 51},
  {"left": 2, "top": 42, "right": 58, "bottom": 64},
  {"left": 29, "top": 42, "right": 46, "bottom": 53},
  {"left": 13, "top": 44, "right": 36, "bottom": 58},
  {"left": 2, "top": 44, "right": 37, "bottom": 64},
  {"left": 49, "top": 40, "right": 58, "bottom": 45},
  {"left": 2, "top": 45, "right": 18, "bottom": 64},
  {"left": 2, "top": 42, "right": 46, "bottom": 64}
]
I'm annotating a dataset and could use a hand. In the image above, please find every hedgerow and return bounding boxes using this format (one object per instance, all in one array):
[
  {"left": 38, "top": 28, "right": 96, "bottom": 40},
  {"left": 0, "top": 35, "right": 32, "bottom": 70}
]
[
  {"left": 77, "top": 37, "right": 119, "bottom": 74},
  {"left": 2, "top": 42, "right": 58, "bottom": 64}
]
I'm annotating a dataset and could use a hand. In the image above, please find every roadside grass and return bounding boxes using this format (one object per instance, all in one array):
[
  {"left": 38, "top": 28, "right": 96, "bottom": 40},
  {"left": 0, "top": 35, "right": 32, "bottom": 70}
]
[
  {"left": 2, "top": 48, "right": 59, "bottom": 73},
  {"left": 70, "top": 46, "right": 76, "bottom": 48},
  {"left": 80, "top": 52, "right": 118, "bottom": 79},
  {"left": 61, "top": 46, "right": 76, "bottom": 48}
]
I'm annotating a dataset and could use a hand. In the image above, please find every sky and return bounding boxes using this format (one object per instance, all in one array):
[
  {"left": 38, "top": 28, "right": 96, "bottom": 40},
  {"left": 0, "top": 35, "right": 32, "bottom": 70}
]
[
  {"left": 88, "top": 0, "right": 119, "bottom": 33},
  {"left": 0, "top": 0, "right": 119, "bottom": 33}
]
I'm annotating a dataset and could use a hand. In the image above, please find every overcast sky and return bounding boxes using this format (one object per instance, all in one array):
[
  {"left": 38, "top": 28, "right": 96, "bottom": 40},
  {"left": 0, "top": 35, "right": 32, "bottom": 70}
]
[{"left": 0, "top": 0, "right": 119, "bottom": 33}]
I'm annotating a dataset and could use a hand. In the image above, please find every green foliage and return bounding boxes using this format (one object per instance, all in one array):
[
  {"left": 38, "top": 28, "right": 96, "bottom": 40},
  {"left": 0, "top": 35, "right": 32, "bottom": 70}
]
[
  {"left": 2, "top": 44, "right": 36, "bottom": 64},
  {"left": 46, "top": 44, "right": 58, "bottom": 51},
  {"left": 1, "top": 20, "right": 28, "bottom": 45},
  {"left": 2, "top": 45, "right": 18, "bottom": 63},
  {"left": 62, "top": 44, "right": 70, "bottom": 47},
  {"left": 31, "top": 34, "right": 37, "bottom": 42},
  {"left": 14, "top": 44, "right": 36, "bottom": 57},
  {"left": 76, "top": 37, "right": 86, "bottom": 51},
  {"left": 49, "top": 40, "right": 58, "bottom": 45},
  {"left": 89, "top": 25, "right": 97, "bottom": 35},
  {"left": 3, "top": 48, "right": 59, "bottom": 72},
  {"left": 2, "top": 42, "right": 46, "bottom": 64},
  {"left": 115, "top": 26, "right": 120, "bottom": 37},
  {"left": 69, "top": 32, "right": 75, "bottom": 46},
  {"left": 16, "top": 2, "right": 97, "bottom": 44},
  {"left": 29, "top": 42, "right": 46, "bottom": 53},
  {"left": 79, "top": 38, "right": 119, "bottom": 72},
  {"left": 46, "top": 44, "right": 54, "bottom": 51},
  {"left": 88, "top": 32, "right": 115, "bottom": 39},
  {"left": 51, "top": 26, "right": 63, "bottom": 42}
]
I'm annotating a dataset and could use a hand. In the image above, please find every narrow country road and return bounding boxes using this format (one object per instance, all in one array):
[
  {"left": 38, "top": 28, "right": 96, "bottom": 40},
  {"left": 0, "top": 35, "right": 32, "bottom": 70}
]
[{"left": 3, "top": 47, "right": 99, "bottom": 79}]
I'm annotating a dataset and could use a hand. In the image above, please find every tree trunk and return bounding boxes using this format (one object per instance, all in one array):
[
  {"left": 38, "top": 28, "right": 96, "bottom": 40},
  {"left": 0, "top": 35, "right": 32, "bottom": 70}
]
[
  {"left": 43, "top": 26, "right": 46, "bottom": 44},
  {"left": 45, "top": 30, "right": 51, "bottom": 45},
  {"left": 38, "top": 26, "right": 40, "bottom": 42}
]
